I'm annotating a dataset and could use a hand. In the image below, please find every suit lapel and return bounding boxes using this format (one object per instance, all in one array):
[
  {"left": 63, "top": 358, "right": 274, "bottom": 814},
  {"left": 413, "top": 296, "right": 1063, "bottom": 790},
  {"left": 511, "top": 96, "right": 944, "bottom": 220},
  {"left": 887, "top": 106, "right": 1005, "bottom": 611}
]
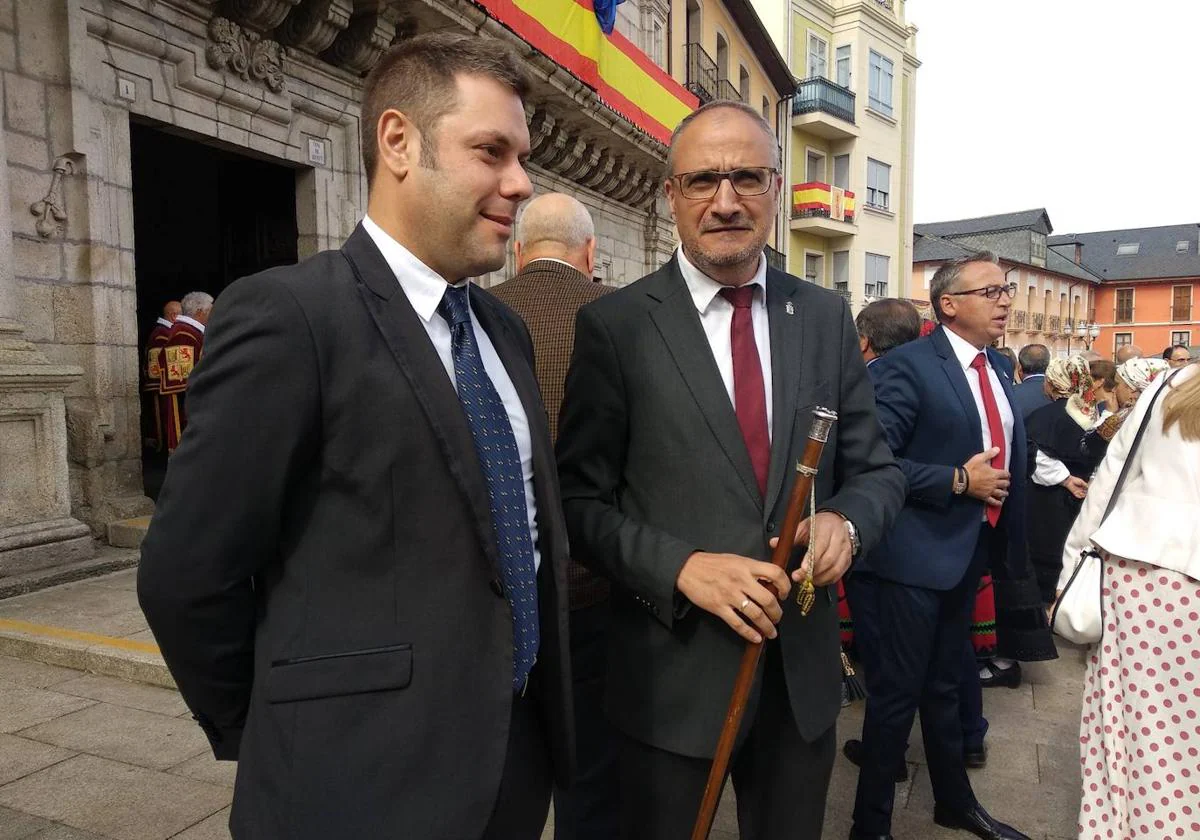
[
  {"left": 647, "top": 261, "right": 762, "bottom": 509},
  {"left": 934, "top": 326, "right": 984, "bottom": 444},
  {"left": 763, "top": 269, "right": 803, "bottom": 516},
  {"left": 341, "top": 225, "right": 501, "bottom": 572}
]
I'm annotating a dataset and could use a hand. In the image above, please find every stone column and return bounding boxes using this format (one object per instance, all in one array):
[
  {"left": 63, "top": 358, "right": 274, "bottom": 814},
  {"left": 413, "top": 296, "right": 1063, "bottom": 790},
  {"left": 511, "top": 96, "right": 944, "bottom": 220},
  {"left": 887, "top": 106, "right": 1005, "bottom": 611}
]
[{"left": 0, "top": 77, "right": 93, "bottom": 580}]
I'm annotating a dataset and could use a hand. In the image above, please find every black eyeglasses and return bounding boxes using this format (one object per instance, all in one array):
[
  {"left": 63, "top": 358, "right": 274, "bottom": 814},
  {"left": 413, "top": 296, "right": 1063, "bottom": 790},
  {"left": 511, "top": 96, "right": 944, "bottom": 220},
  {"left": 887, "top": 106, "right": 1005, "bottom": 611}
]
[
  {"left": 946, "top": 283, "right": 1018, "bottom": 301},
  {"left": 670, "top": 167, "right": 779, "bottom": 199}
]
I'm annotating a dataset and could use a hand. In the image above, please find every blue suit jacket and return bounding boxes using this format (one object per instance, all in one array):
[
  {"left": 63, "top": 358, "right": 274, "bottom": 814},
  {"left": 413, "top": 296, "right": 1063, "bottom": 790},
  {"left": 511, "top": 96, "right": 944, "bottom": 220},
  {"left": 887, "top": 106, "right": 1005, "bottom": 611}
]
[
  {"left": 1011, "top": 373, "right": 1051, "bottom": 419},
  {"left": 862, "top": 326, "right": 1028, "bottom": 591}
]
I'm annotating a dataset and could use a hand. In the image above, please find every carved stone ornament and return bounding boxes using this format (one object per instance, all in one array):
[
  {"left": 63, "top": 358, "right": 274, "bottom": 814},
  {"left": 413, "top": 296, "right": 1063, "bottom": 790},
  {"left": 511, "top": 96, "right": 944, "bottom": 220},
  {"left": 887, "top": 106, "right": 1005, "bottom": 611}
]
[
  {"left": 276, "top": 0, "right": 353, "bottom": 54},
  {"left": 30, "top": 156, "right": 73, "bottom": 238},
  {"left": 206, "top": 16, "right": 286, "bottom": 93}
]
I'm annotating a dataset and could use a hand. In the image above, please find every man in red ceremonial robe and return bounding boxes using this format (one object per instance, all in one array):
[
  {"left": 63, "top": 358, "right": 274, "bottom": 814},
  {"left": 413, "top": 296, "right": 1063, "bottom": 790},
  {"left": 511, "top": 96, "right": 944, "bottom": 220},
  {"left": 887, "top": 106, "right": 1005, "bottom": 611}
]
[
  {"left": 144, "top": 300, "right": 180, "bottom": 452},
  {"left": 161, "top": 292, "right": 212, "bottom": 453}
]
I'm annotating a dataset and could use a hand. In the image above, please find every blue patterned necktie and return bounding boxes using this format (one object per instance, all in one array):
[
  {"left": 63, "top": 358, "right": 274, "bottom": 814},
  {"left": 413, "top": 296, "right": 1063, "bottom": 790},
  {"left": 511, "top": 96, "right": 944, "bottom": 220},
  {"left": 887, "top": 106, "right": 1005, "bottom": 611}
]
[{"left": 437, "top": 285, "right": 540, "bottom": 692}]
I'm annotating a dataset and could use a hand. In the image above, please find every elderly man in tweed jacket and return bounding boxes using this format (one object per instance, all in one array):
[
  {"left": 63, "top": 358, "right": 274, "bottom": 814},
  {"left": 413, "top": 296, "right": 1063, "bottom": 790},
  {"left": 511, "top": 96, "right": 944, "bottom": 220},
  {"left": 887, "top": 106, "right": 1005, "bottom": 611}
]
[{"left": 491, "top": 192, "right": 615, "bottom": 840}]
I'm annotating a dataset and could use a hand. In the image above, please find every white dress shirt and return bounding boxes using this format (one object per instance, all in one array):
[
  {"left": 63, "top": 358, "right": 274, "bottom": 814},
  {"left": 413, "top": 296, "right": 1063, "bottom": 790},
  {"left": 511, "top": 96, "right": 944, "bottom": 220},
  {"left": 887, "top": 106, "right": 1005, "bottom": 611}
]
[
  {"left": 676, "top": 247, "right": 773, "bottom": 440},
  {"left": 156, "top": 317, "right": 172, "bottom": 329},
  {"left": 175, "top": 314, "right": 205, "bottom": 334},
  {"left": 362, "top": 216, "right": 541, "bottom": 572},
  {"left": 943, "top": 328, "right": 1015, "bottom": 520}
]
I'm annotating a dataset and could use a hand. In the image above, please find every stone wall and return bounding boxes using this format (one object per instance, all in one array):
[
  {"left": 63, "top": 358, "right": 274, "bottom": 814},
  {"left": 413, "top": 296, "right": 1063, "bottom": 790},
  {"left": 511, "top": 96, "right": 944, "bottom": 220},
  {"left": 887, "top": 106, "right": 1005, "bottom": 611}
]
[{"left": 2, "top": 0, "right": 676, "bottom": 537}]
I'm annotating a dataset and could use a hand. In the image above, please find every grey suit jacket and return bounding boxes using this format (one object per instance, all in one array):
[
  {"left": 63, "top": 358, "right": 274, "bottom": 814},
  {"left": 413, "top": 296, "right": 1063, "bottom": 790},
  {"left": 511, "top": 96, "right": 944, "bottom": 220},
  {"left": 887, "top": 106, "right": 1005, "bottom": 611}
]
[{"left": 556, "top": 256, "right": 904, "bottom": 757}]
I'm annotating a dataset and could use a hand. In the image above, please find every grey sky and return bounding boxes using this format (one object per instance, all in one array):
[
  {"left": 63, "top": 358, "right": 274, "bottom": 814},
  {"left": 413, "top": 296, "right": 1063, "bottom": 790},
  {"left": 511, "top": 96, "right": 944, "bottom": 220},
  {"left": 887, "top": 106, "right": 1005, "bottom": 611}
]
[{"left": 905, "top": 0, "right": 1197, "bottom": 234}]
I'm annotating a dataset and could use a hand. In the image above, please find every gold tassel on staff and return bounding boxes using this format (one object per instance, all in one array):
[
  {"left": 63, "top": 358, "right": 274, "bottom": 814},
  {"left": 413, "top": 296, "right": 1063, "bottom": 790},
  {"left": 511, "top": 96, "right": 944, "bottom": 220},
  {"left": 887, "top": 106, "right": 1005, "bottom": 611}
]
[{"left": 690, "top": 407, "right": 838, "bottom": 840}]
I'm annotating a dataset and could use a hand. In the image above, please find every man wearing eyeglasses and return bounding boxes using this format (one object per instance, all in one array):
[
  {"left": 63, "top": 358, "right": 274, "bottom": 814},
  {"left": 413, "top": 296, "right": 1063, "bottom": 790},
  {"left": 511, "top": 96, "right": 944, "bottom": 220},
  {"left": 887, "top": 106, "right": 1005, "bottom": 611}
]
[
  {"left": 557, "top": 100, "right": 904, "bottom": 839},
  {"left": 850, "top": 252, "right": 1056, "bottom": 840}
]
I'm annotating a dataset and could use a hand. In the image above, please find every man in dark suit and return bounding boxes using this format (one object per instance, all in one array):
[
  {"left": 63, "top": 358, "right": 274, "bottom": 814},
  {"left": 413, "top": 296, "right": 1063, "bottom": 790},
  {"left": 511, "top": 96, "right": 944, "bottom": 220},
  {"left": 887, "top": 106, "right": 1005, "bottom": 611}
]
[
  {"left": 1011, "top": 343, "right": 1050, "bottom": 419},
  {"left": 850, "top": 252, "right": 1055, "bottom": 840},
  {"left": 137, "top": 33, "right": 572, "bottom": 840},
  {"left": 491, "top": 192, "right": 616, "bottom": 840},
  {"left": 557, "top": 100, "right": 905, "bottom": 840},
  {"left": 856, "top": 298, "right": 922, "bottom": 368}
]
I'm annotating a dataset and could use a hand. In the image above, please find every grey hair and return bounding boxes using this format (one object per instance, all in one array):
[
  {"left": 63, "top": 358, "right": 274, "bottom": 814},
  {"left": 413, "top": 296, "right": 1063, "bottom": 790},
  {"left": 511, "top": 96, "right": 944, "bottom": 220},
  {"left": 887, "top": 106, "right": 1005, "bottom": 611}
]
[
  {"left": 665, "top": 100, "right": 781, "bottom": 175},
  {"left": 516, "top": 193, "right": 595, "bottom": 250},
  {"left": 929, "top": 251, "right": 1000, "bottom": 321},
  {"left": 181, "top": 291, "right": 214, "bottom": 317}
]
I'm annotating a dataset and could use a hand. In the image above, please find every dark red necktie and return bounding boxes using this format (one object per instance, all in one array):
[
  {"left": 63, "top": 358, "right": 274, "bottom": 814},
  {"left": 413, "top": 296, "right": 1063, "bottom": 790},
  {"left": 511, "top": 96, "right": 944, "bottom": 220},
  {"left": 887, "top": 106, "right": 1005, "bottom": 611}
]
[
  {"left": 970, "top": 352, "right": 1005, "bottom": 527},
  {"left": 720, "top": 286, "right": 769, "bottom": 497}
]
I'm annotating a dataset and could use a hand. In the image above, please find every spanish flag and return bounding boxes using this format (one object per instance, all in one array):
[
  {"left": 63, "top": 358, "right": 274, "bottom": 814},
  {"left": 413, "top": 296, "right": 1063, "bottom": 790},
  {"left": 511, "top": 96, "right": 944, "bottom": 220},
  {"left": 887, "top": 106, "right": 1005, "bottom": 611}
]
[{"left": 473, "top": 0, "right": 697, "bottom": 144}]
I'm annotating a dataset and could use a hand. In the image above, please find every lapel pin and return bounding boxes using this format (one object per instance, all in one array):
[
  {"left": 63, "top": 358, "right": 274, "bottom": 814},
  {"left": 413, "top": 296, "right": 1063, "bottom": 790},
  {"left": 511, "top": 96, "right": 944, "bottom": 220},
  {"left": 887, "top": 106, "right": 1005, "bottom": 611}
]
[{"left": 785, "top": 301, "right": 795, "bottom": 316}]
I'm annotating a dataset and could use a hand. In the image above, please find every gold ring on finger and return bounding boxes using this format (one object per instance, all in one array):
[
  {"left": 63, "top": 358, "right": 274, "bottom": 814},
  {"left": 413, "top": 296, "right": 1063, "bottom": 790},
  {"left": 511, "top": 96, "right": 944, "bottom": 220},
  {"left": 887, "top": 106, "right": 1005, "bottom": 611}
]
[{"left": 740, "top": 598, "right": 751, "bottom": 612}]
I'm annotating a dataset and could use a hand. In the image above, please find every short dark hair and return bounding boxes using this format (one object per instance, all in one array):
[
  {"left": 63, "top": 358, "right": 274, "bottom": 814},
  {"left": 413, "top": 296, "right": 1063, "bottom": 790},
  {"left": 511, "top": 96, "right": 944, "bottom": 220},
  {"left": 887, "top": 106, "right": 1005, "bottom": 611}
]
[
  {"left": 1164, "top": 344, "right": 1190, "bottom": 360},
  {"left": 360, "top": 32, "right": 530, "bottom": 184},
  {"left": 928, "top": 251, "right": 1001, "bottom": 321},
  {"left": 1089, "top": 358, "right": 1117, "bottom": 390},
  {"left": 855, "top": 298, "right": 921, "bottom": 356},
  {"left": 1017, "top": 343, "right": 1050, "bottom": 375}
]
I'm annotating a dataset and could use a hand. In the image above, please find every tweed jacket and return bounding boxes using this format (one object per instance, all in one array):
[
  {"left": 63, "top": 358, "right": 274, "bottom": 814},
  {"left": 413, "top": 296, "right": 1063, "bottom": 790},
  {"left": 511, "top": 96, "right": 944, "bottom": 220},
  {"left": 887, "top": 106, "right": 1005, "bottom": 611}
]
[{"left": 492, "top": 259, "right": 613, "bottom": 610}]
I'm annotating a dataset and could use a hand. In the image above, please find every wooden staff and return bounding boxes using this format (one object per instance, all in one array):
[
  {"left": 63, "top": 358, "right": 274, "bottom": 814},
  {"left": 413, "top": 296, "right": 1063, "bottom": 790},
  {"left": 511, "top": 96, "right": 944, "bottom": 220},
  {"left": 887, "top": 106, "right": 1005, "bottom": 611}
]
[{"left": 690, "top": 406, "right": 839, "bottom": 840}]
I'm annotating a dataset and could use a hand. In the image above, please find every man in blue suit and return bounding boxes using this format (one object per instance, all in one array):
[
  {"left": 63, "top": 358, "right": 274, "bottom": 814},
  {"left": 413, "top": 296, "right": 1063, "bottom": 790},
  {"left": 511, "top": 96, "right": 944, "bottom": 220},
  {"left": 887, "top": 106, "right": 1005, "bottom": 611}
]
[
  {"left": 849, "top": 252, "right": 1054, "bottom": 840},
  {"left": 1010, "top": 343, "right": 1050, "bottom": 419}
]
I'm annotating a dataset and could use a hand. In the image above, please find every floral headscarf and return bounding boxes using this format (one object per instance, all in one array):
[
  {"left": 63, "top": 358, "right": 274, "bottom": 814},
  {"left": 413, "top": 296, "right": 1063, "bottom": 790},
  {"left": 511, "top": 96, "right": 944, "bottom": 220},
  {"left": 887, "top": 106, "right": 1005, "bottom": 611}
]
[
  {"left": 1044, "top": 355, "right": 1099, "bottom": 428},
  {"left": 1116, "top": 357, "right": 1169, "bottom": 394}
]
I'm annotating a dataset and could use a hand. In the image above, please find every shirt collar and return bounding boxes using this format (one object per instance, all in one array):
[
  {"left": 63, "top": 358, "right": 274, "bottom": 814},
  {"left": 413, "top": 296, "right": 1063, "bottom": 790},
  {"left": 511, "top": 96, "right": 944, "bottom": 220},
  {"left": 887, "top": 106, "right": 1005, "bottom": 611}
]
[
  {"left": 362, "top": 215, "right": 464, "bottom": 323},
  {"left": 1023, "top": 373, "right": 1045, "bottom": 379},
  {"left": 942, "top": 325, "right": 987, "bottom": 371},
  {"left": 176, "top": 314, "right": 205, "bottom": 334},
  {"left": 527, "top": 257, "right": 580, "bottom": 271},
  {"left": 156, "top": 317, "right": 172, "bottom": 329},
  {"left": 676, "top": 246, "right": 766, "bottom": 315}
]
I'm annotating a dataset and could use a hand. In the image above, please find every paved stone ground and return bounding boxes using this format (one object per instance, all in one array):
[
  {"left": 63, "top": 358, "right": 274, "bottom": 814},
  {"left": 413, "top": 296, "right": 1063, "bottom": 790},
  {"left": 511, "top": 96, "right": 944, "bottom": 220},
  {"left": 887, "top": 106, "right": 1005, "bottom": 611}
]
[{"left": 0, "top": 569, "right": 1086, "bottom": 839}]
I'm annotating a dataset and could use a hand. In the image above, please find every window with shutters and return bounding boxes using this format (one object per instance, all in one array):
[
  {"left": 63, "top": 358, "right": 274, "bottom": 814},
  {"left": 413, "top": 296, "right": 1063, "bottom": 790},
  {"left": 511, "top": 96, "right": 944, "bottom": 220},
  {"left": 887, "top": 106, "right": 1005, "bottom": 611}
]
[
  {"left": 833, "top": 250, "right": 850, "bottom": 292},
  {"left": 1115, "top": 288, "right": 1134, "bottom": 324},
  {"left": 868, "top": 50, "right": 894, "bottom": 116},
  {"left": 1172, "top": 285, "right": 1192, "bottom": 322},
  {"left": 835, "top": 45, "right": 852, "bottom": 88},
  {"left": 808, "top": 33, "right": 828, "bottom": 79},
  {"left": 833, "top": 154, "right": 850, "bottom": 190},
  {"left": 865, "top": 253, "right": 889, "bottom": 298},
  {"left": 866, "top": 159, "right": 890, "bottom": 210},
  {"left": 805, "top": 253, "right": 823, "bottom": 285}
]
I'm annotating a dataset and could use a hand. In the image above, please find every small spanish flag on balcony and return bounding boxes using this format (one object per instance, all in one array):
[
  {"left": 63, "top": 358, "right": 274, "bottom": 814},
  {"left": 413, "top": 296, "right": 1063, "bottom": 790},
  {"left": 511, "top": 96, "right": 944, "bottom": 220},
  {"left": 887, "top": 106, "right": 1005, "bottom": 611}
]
[
  {"left": 472, "top": 0, "right": 696, "bottom": 143},
  {"left": 792, "top": 182, "right": 856, "bottom": 222}
]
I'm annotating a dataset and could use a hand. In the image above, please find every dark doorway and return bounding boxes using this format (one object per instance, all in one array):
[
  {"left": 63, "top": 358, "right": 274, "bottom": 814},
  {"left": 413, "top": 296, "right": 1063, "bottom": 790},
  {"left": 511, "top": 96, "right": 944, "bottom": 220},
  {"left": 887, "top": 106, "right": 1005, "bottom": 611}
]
[{"left": 130, "top": 120, "right": 300, "bottom": 498}]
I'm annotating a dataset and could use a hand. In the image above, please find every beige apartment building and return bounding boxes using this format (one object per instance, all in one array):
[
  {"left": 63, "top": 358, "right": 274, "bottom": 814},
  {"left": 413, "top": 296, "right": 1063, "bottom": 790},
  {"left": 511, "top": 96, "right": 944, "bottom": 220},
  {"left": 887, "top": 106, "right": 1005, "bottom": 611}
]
[{"left": 750, "top": 0, "right": 919, "bottom": 307}]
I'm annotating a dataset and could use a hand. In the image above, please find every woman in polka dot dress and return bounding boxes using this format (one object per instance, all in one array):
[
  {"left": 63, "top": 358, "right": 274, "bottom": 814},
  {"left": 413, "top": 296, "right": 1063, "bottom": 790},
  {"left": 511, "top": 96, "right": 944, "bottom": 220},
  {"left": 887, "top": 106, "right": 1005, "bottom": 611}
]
[{"left": 1059, "top": 362, "right": 1200, "bottom": 840}]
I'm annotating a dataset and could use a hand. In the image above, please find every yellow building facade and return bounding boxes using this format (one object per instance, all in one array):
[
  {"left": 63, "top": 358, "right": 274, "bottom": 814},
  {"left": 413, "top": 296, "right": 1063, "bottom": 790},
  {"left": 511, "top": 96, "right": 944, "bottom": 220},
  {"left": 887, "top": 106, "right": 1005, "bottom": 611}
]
[{"left": 752, "top": 0, "right": 919, "bottom": 306}]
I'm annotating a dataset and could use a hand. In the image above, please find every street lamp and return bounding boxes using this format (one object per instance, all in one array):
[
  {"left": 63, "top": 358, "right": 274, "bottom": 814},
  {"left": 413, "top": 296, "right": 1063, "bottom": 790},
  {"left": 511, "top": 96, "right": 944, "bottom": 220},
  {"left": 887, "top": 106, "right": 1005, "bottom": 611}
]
[{"left": 1075, "top": 322, "right": 1101, "bottom": 351}]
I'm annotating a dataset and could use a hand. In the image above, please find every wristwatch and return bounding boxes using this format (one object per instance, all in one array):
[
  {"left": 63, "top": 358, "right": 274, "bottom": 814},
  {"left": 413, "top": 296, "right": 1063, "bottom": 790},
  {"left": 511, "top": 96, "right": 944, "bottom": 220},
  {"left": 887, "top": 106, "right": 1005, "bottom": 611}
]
[{"left": 843, "top": 518, "right": 861, "bottom": 557}]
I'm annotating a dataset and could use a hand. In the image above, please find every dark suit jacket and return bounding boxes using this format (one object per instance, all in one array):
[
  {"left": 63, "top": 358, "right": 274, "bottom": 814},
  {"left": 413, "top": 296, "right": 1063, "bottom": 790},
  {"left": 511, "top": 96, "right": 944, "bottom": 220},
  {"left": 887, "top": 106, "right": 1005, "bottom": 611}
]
[
  {"left": 865, "top": 326, "right": 1055, "bottom": 660},
  {"left": 138, "top": 225, "right": 573, "bottom": 839},
  {"left": 1012, "top": 373, "right": 1051, "bottom": 419},
  {"left": 492, "top": 260, "right": 614, "bottom": 611},
  {"left": 556, "top": 257, "right": 905, "bottom": 758}
]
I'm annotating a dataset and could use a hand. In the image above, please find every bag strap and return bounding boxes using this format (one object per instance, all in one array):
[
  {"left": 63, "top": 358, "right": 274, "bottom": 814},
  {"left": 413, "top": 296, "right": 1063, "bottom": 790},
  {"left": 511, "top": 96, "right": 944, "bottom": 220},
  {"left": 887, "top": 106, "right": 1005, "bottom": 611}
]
[{"left": 1095, "top": 367, "right": 1183, "bottom": 525}]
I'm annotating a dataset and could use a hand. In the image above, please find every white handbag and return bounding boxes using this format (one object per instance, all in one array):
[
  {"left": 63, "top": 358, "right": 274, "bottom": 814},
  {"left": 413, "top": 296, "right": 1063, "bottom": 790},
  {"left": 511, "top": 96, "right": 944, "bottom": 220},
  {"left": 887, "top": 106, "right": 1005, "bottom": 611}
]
[{"left": 1051, "top": 370, "right": 1178, "bottom": 644}]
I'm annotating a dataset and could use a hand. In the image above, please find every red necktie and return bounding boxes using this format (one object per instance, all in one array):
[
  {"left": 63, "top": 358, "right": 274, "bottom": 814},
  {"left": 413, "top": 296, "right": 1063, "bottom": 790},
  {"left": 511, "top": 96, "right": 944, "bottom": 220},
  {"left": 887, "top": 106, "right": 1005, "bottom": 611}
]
[
  {"left": 970, "top": 352, "right": 1005, "bottom": 527},
  {"left": 720, "top": 286, "right": 769, "bottom": 497}
]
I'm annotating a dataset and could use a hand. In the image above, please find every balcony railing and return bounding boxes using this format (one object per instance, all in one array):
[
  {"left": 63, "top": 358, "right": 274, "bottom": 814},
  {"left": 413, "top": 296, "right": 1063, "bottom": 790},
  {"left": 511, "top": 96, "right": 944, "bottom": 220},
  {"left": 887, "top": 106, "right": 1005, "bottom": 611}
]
[
  {"left": 1030, "top": 312, "right": 1045, "bottom": 332},
  {"left": 764, "top": 244, "right": 786, "bottom": 273},
  {"left": 1008, "top": 310, "right": 1026, "bottom": 332},
  {"left": 684, "top": 43, "right": 718, "bottom": 104},
  {"left": 791, "top": 182, "right": 856, "bottom": 222},
  {"left": 715, "top": 78, "right": 741, "bottom": 102},
  {"left": 1172, "top": 305, "right": 1192, "bottom": 322},
  {"left": 792, "top": 77, "right": 856, "bottom": 125},
  {"left": 1048, "top": 315, "right": 1061, "bottom": 335},
  {"left": 834, "top": 286, "right": 852, "bottom": 303}
]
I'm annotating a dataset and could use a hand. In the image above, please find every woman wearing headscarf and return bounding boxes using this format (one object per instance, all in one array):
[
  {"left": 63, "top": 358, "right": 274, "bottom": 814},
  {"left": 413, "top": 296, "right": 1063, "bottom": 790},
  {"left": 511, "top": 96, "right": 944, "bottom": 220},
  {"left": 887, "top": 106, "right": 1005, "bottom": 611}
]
[
  {"left": 1025, "top": 356, "right": 1100, "bottom": 603},
  {"left": 1080, "top": 357, "right": 1169, "bottom": 463},
  {"left": 1061, "top": 361, "right": 1199, "bottom": 840}
]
